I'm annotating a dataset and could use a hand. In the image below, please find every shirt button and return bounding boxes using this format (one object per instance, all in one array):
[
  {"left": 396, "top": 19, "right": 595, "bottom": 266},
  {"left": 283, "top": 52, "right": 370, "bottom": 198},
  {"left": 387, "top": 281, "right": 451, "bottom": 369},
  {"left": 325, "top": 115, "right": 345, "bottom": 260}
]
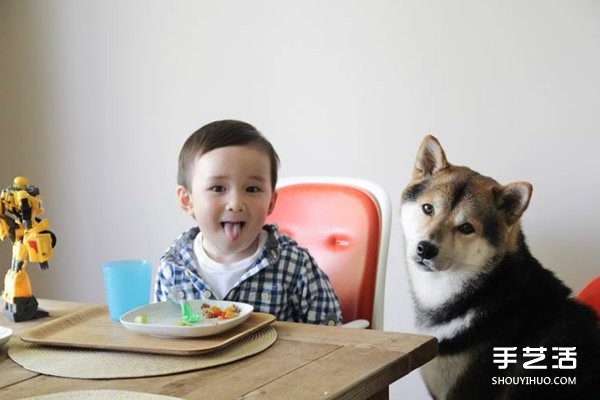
[
  {"left": 202, "top": 290, "right": 212, "bottom": 299},
  {"left": 261, "top": 292, "right": 271, "bottom": 301}
]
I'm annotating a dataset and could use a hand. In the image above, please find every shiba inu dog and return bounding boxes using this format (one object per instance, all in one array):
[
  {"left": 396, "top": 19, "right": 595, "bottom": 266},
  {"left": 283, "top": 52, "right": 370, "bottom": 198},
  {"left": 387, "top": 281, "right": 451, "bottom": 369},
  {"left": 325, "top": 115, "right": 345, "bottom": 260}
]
[{"left": 401, "top": 135, "right": 600, "bottom": 400}]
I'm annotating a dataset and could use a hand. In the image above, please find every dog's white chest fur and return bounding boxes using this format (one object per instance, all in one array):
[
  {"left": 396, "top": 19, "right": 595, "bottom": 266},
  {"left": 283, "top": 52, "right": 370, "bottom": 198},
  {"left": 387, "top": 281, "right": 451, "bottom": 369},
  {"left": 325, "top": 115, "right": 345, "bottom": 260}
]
[
  {"left": 406, "top": 263, "right": 475, "bottom": 310},
  {"left": 418, "top": 308, "right": 477, "bottom": 340}
]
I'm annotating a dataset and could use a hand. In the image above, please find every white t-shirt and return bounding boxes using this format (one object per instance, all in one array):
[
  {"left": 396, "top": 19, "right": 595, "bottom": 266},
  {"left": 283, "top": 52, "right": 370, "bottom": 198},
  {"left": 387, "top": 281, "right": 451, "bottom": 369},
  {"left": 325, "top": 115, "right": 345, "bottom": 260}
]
[{"left": 193, "top": 230, "right": 268, "bottom": 299}]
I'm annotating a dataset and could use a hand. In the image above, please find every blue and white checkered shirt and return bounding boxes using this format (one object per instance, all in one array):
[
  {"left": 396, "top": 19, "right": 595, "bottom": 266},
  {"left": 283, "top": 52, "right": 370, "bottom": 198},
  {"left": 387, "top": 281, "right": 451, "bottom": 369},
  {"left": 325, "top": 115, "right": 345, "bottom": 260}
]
[{"left": 154, "top": 224, "right": 343, "bottom": 325}]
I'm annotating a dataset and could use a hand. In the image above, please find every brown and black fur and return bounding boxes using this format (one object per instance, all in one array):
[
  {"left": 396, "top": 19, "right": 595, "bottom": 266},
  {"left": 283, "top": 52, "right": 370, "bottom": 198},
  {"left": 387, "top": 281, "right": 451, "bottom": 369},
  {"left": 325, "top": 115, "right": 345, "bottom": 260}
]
[{"left": 401, "top": 135, "right": 600, "bottom": 400}]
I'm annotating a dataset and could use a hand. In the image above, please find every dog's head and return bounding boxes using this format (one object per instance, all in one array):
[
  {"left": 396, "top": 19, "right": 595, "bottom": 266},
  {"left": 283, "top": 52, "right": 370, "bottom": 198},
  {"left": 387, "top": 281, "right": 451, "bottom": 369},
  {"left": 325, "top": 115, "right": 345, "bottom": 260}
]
[{"left": 401, "top": 135, "right": 532, "bottom": 274}]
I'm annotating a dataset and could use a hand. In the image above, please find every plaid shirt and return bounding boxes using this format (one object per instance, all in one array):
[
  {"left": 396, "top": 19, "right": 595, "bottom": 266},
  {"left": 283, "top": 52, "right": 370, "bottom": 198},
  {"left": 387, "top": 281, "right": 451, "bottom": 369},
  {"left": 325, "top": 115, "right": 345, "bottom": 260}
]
[{"left": 154, "top": 224, "right": 343, "bottom": 325}]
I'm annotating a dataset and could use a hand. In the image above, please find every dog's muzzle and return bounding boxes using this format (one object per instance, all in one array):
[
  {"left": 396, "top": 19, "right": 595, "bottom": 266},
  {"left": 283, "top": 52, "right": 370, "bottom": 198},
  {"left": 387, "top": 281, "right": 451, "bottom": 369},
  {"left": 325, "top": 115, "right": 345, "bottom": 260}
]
[{"left": 415, "top": 241, "right": 439, "bottom": 271}]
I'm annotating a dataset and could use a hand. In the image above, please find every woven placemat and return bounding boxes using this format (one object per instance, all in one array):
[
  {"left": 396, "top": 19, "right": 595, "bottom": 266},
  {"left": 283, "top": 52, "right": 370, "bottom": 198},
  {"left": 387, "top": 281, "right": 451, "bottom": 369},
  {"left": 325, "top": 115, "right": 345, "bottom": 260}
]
[
  {"left": 22, "top": 390, "right": 182, "bottom": 400},
  {"left": 9, "top": 326, "right": 276, "bottom": 379}
]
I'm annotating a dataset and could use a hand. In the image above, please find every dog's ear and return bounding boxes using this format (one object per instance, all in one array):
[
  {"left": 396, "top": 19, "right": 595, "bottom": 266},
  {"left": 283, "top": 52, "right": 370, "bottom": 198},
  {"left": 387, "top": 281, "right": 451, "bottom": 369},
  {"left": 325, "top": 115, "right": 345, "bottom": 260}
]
[
  {"left": 493, "top": 182, "right": 533, "bottom": 225},
  {"left": 414, "top": 135, "right": 449, "bottom": 178}
]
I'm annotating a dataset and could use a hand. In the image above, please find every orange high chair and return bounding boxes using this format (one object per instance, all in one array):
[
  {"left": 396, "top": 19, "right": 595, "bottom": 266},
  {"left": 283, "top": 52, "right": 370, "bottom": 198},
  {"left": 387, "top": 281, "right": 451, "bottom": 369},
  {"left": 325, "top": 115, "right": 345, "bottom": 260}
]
[
  {"left": 266, "top": 177, "right": 391, "bottom": 329},
  {"left": 578, "top": 276, "right": 600, "bottom": 319}
]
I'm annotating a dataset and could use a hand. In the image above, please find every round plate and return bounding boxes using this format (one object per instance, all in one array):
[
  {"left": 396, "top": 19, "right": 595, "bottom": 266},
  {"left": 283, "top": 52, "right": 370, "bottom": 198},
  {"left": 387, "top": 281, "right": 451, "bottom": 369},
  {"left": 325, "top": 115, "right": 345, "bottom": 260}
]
[
  {"left": 0, "top": 326, "right": 13, "bottom": 347},
  {"left": 120, "top": 299, "right": 253, "bottom": 338}
]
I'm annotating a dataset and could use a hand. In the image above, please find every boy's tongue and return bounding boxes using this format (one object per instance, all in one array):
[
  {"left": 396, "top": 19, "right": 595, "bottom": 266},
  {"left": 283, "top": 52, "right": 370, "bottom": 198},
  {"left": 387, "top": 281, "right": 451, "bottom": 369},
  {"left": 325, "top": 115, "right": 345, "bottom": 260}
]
[{"left": 223, "top": 222, "right": 242, "bottom": 241}]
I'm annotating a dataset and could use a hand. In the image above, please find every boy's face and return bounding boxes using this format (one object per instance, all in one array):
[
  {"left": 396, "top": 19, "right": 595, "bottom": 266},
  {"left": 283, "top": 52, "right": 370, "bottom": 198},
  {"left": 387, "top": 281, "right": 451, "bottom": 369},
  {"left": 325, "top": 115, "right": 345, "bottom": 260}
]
[{"left": 177, "top": 146, "right": 277, "bottom": 263}]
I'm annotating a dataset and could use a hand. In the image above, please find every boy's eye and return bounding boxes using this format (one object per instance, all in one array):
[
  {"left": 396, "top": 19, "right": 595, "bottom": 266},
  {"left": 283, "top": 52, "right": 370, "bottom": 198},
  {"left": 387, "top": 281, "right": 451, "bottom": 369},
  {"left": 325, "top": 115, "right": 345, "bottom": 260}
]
[
  {"left": 458, "top": 223, "right": 475, "bottom": 235},
  {"left": 210, "top": 186, "right": 226, "bottom": 193},
  {"left": 422, "top": 203, "right": 434, "bottom": 216},
  {"left": 246, "top": 186, "right": 262, "bottom": 193}
]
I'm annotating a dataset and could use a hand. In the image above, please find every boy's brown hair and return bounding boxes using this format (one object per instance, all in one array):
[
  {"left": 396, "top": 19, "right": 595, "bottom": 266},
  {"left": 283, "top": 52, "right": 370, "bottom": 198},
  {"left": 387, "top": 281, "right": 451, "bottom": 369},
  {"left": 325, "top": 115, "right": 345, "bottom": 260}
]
[{"left": 178, "top": 120, "right": 280, "bottom": 191}]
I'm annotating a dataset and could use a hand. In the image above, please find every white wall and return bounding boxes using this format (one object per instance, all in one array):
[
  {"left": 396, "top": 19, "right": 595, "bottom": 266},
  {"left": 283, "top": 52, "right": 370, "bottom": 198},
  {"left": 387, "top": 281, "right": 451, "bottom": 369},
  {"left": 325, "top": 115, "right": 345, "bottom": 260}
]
[{"left": 1, "top": 1, "right": 599, "bottom": 398}]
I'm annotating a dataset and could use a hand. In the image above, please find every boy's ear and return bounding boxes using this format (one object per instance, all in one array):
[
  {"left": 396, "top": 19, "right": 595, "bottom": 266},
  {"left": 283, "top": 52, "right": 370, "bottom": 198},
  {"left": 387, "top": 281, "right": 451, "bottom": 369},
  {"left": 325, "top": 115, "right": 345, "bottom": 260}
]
[
  {"left": 267, "top": 190, "right": 278, "bottom": 215},
  {"left": 176, "top": 185, "right": 194, "bottom": 215}
]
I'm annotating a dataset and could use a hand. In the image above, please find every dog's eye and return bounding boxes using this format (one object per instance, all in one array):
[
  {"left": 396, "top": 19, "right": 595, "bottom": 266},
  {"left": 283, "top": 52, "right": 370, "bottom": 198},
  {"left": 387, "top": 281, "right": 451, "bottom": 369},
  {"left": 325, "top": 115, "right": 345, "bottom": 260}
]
[
  {"left": 458, "top": 223, "right": 475, "bottom": 235},
  {"left": 422, "top": 203, "right": 434, "bottom": 216}
]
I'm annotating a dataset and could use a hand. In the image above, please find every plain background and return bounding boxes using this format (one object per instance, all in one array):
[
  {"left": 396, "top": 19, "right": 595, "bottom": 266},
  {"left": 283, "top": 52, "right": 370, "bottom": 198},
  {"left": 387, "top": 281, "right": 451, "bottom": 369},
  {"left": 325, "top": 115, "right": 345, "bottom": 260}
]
[{"left": 1, "top": 1, "right": 599, "bottom": 398}]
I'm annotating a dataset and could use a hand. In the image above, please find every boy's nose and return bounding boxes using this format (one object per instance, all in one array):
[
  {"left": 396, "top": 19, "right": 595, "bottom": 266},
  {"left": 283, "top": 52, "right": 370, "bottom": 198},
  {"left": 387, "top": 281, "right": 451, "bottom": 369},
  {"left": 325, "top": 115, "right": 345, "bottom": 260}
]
[
  {"left": 226, "top": 194, "right": 245, "bottom": 212},
  {"left": 227, "top": 204, "right": 245, "bottom": 212}
]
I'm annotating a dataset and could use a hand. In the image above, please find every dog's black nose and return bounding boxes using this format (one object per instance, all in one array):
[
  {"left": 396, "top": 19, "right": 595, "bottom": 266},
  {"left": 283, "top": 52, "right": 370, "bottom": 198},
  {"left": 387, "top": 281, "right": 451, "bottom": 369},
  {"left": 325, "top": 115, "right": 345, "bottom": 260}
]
[{"left": 417, "top": 241, "right": 438, "bottom": 260}]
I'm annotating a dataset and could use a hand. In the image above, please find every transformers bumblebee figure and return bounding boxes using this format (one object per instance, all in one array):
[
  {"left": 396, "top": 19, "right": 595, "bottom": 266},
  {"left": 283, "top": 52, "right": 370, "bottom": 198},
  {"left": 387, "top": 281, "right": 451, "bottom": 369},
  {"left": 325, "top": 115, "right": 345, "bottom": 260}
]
[{"left": 0, "top": 176, "right": 56, "bottom": 321}]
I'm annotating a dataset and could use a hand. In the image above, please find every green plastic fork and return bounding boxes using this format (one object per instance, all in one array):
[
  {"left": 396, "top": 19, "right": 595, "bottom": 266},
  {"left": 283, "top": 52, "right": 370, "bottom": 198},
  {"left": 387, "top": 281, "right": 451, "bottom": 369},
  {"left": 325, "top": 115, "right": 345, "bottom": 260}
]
[
  {"left": 167, "top": 291, "right": 202, "bottom": 323},
  {"left": 180, "top": 300, "right": 202, "bottom": 323}
]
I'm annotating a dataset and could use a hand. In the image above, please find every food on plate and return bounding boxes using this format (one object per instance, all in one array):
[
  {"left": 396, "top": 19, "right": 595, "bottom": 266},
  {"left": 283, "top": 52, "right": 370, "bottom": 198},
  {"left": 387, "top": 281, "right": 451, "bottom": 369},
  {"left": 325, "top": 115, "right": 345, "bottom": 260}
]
[
  {"left": 131, "top": 302, "right": 243, "bottom": 327},
  {"left": 201, "top": 303, "right": 241, "bottom": 320},
  {"left": 134, "top": 313, "right": 148, "bottom": 324},
  {"left": 173, "top": 303, "right": 241, "bottom": 325}
]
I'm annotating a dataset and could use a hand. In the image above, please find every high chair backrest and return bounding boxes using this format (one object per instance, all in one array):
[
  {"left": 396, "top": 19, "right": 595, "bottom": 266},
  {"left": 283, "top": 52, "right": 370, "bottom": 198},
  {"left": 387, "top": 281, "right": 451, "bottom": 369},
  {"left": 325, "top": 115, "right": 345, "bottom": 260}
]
[{"left": 266, "top": 177, "right": 391, "bottom": 329}]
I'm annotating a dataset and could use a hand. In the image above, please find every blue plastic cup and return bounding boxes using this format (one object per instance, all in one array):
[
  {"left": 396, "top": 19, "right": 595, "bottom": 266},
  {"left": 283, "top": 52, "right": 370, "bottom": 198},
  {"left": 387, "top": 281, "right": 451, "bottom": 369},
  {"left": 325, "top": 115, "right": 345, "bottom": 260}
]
[{"left": 102, "top": 259, "right": 152, "bottom": 321}]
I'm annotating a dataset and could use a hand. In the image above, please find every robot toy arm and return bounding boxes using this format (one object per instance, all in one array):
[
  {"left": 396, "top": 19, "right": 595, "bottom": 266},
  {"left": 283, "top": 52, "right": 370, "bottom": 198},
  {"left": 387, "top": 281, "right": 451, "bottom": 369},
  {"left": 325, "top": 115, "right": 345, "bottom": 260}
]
[
  {"left": 24, "top": 218, "right": 56, "bottom": 270},
  {"left": 2, "top": 176, "right": 56, "bottom": 322}
]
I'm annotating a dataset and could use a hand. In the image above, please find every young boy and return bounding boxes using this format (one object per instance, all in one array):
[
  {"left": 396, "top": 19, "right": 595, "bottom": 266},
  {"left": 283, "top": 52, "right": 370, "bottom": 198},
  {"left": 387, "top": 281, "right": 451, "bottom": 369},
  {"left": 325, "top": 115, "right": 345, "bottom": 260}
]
[{"left": 154, "top": 120, "right": 343, "bottom": 325}]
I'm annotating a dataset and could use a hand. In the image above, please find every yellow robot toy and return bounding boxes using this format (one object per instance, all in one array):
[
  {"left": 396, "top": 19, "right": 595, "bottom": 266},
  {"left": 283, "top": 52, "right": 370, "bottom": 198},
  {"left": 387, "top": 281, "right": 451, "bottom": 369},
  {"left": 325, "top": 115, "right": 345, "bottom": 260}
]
[{"left": 1, "top": 176, "right": 57, "bottom": 322}]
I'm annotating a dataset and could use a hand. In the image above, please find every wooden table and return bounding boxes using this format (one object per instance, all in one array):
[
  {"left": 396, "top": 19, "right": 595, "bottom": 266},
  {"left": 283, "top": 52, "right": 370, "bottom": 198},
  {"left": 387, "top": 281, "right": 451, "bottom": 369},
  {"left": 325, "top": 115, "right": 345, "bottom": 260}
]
[{"left": 0, "top": 299, "right": 437, "bottom": 399}]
